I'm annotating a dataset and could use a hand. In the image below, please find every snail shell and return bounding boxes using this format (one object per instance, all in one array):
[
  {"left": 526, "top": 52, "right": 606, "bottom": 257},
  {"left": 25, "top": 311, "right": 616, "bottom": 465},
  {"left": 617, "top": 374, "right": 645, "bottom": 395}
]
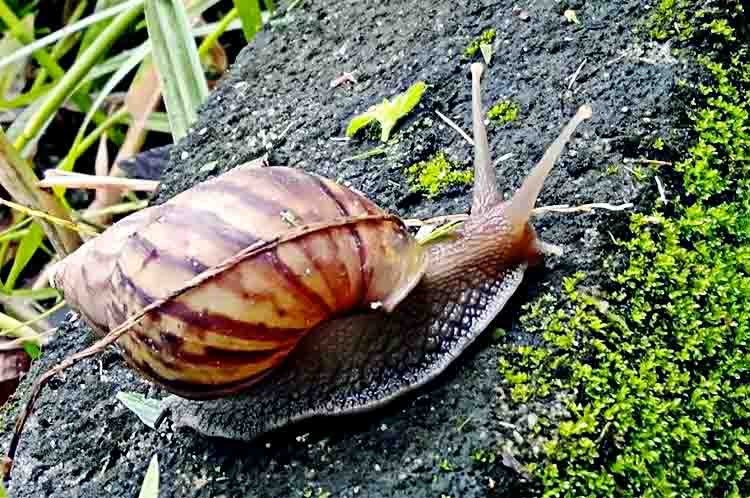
[{"left": 53, "top": 164, "right": 427, "bottom": 398}]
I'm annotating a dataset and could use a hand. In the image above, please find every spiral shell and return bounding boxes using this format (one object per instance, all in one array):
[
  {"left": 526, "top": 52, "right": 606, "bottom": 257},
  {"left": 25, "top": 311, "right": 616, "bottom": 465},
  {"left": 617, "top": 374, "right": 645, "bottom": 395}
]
[{"left": 53, "top": 163, "right": 427, "bottom": 398}]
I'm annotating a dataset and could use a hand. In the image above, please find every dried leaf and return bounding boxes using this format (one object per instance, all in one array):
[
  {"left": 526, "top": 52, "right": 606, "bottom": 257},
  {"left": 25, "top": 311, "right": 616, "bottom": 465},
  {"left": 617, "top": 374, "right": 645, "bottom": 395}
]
[
  {"left": 0, "top": 346, "right": 31, "bottom": 406},
  {"left": 116, "top": 391, "right": 165, "bottom": 429},
  {"left": 145, "top": 0, "right": 209, "bottom": 141}
]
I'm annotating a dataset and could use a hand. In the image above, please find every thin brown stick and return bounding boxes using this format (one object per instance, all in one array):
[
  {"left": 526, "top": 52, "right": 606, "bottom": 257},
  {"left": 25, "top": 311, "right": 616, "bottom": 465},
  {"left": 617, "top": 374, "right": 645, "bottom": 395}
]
[
  {"left": 623, "top": 158, "right": 672, "bottom": 166},
  {"left": 435, "top": 110, "right": 474, "bottom": 146}
]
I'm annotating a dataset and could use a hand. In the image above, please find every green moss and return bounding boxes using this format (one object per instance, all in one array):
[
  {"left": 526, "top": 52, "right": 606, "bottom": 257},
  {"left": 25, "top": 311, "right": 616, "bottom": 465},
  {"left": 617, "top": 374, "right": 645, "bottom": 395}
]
[
  {"left": 497, "top": 3, "right": 750, "bottom": 497},
  {"left": 438, "top": 459, "right": 454, "bottom": 472},
  {"left": 648, "top": 0, "right": 743, "bottom": 45},
  {"left": 487, "top": 99, "right": 520, "bottom": 126},
  {"left": 464, "top": 28, "right": 496, "bottom": 58},
  {"left": 406, "top": 152, "right": 473, "bottom": 198}
]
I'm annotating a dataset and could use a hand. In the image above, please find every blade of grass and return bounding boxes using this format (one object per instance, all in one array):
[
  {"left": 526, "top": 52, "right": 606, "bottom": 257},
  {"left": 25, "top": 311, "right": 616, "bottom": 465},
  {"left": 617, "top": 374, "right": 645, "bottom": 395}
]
[
  {"left": 77, "top": 0, "right": 144, "bottom": 61},
  {"left": 0, "top": 310, "right": 40, "bottom": 344},
  {"left": 2, "top": 287, "right": 60, "bottom": 300},
  {"left": 0, "top": 0, "right": 123, "bottom": 149},
  {"left": 0, "top": 228, "right": 28, "bottom": 244},
  {"left": 13, "top": 4, "right": 143, "bottom": 153},
  {"left": 0, "top": 197, "right": 97, "bottom": 237},
  {"left": 233, "top": 0, "right": 262, "bottom": 42},
  {"left": 3, "top": 222, "right": 43, "bottom": 291},
  {"left": 85, "top": 60, "right": 162, "bottom": 220},
  {"left": 0, "top": 299, "right": 63, "bottom": 338},
  {"left": 26, "top": 0, "right": 88, "bottom": 94},
  {"left": 144, "top": 0, "right": 209, "bottom": 141},
  {"left": 0, "top": 14, "right": 31, "bottom": 101},
  {"left": 137, "top": 454, "right": 160, "bottom": 498},
  {"left": 0, "top": 130, "right": 82, "bottom": 255},
  {"left": 197, "top": 7, "right": 237, "bottom": 57},
  {"left": 143, "top": 111, "right": 170, "bottom": 133},
  {"left": 57, "top": 41, "right": 149, "bottom": 177}
]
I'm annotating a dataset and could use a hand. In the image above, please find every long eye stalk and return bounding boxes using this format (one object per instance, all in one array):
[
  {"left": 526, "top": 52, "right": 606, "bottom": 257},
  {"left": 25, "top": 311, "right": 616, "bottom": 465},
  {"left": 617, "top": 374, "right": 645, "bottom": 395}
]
[
  {"left": 470, "top": 63, "right": 501, "bottom": 214},
  {"left": 506, "top": 104, "right": 593, "bottom": 229}
]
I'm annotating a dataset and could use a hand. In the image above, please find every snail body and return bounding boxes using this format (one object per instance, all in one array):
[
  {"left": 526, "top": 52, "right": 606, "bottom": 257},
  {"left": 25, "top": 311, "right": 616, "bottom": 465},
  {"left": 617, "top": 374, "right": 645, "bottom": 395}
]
[
  {"left": 55, "top": 164, "right": 427, "bottom": 398},
  {"left": 7, "top": 63, "right": 592, "bottom": 463}
]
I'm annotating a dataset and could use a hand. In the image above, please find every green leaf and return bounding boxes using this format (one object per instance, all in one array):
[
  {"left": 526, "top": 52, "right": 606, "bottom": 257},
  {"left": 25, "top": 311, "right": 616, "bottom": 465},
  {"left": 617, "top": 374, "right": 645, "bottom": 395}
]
[
  {"left": 345, "top": 112, "right": 377, "bottom": 138},
  {"left": 145, "top": 0, "right": 209, "bottom": 141},
  {"left": 233, "top": 0, "right": 262, "bottom": 42},
  {"left": 0, "top": 479, "right": 8, "bottom": 498},
  {"left": 346, "top": 81, "right": 426, "bottom": 142},
  {"left": 137, "top": 454, "right": 160, "bottom": 498},
  {"left": 116, "top": 391, "right": 165, "bottom": 429},
  {"left": 22, "top": 341, "right": 41, "bottom": 360},
  {"left": 4, "top": 222, "right": 43, "bottom": 291},
  {"left": 12, "top": 5, "right": 143, "bottom": 155}
]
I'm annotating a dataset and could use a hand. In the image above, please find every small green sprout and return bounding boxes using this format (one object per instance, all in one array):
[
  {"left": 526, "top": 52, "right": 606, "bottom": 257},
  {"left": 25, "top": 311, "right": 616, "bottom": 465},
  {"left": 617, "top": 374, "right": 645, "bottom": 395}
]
[
  {"left": 487, "top": 99, "right": 520, "bottom": 125},
  {"left": 471, "top": 449, "right": 497, "bottom": 464},
  {"left": 346, "top": 81, "right": 426, "bottom": 142},
  {"left": 406, "top": 152, "right": 473, "bottom": 198},
  {"left": 653, "top": 137, "right": 665, "bottom": 150},
  {"left": 464, "top": 28, "right": 496, "bottom": 58},
  {"left": 604, "top": 164, "right": 619, "bottom": 176}
]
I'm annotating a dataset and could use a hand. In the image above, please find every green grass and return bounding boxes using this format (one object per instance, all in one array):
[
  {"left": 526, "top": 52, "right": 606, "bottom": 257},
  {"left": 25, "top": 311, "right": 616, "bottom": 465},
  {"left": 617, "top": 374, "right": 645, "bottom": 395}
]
[
  {"left": 0, "top": 1, "right": 270, "bottom": 357},
  {"left": 497, "top": 2, "right": 750, "bottom": 497}
]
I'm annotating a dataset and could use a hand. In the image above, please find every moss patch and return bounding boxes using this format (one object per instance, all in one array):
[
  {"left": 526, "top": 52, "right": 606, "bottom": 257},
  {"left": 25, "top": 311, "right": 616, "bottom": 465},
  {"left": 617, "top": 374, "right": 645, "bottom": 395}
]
[
  {"left": 498, "top": 2, "right": 750, "bottom": 497},
  {"left": 487, "top": 99, "right": 520, "bottom": 126},
  {"left": 406, "top": 151, "right": 473, "bottom": 198},
  {"left": 464, "top": 28, "right": 496, "bottom": 58}
]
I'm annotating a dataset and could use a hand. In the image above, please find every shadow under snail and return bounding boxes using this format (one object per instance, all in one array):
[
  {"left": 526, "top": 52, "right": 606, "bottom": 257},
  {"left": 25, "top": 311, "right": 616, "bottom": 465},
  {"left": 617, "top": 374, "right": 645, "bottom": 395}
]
[{"left": 4, "top": 63, "right": 592, "bottom": 476}]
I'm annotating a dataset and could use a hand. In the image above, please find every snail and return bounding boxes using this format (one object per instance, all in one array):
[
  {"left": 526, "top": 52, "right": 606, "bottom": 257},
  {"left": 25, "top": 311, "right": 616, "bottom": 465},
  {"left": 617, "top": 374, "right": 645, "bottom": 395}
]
[{"left": 4, "top": 63, "right": 592, "bottom": 474}]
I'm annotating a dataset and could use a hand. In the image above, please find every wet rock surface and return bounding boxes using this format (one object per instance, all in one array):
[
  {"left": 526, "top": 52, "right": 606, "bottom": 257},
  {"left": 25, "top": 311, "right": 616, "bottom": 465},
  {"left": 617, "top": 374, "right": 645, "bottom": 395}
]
[{"left": 2, "top": 0, "right": 684, "bottom": 496}]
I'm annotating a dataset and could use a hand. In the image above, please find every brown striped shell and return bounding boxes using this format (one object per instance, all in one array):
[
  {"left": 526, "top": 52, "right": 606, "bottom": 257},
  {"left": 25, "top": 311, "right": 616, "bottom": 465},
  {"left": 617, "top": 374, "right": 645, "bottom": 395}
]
[{"left": 52, "top": 163, "right": 428, "bottom": 399}]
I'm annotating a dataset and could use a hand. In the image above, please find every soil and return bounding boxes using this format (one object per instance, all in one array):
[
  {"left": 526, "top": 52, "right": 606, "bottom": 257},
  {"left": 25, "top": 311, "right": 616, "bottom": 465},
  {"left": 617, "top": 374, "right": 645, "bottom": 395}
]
[{"left": 2, "top": 0, "right": 685, "bottom": 496}]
